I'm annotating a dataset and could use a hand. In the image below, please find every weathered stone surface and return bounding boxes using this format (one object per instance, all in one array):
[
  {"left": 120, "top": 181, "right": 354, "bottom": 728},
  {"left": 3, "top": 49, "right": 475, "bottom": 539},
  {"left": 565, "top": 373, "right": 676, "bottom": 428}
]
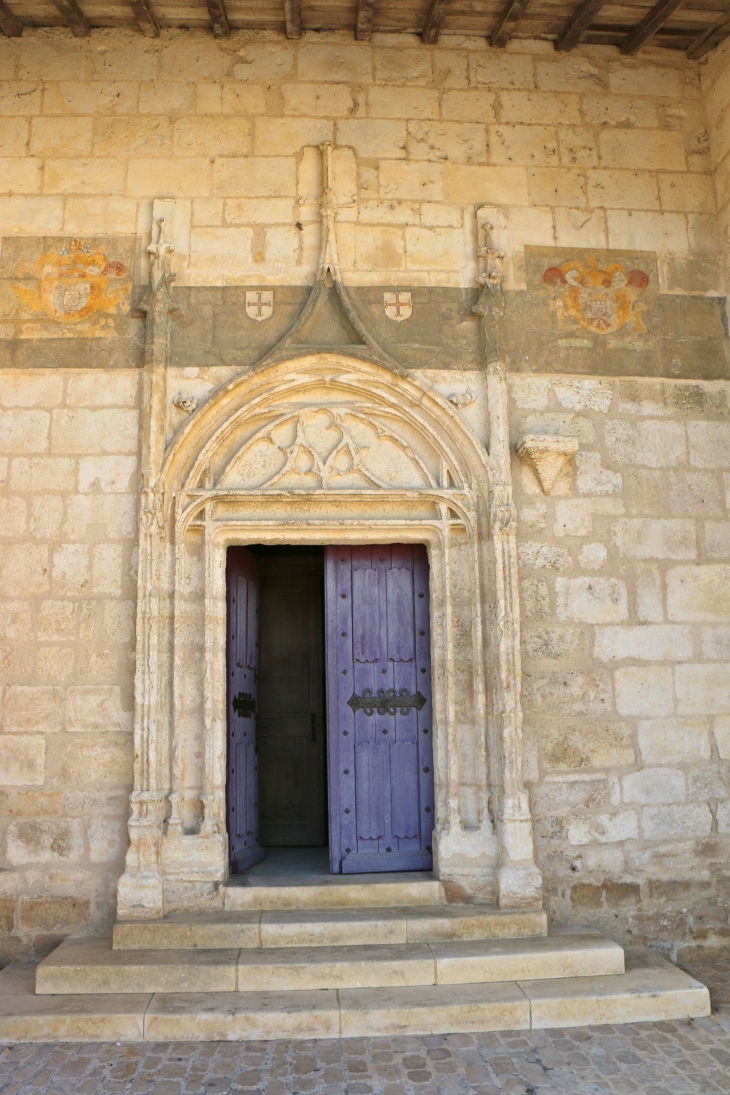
[
  {"left": 615, "top": 666, "right": 674, "bottom": 716},
  {"left": 556, "top": 578, "right": 628, "bottom": 624},
  {"left": 6, "top": 818, "right": 84, "bottom": 865},
  {"left": 594, "top": 625, "right": 692, "bottom": 662},
  {"left": 667, "top": 565, "right": 730, "bottom": 621}
]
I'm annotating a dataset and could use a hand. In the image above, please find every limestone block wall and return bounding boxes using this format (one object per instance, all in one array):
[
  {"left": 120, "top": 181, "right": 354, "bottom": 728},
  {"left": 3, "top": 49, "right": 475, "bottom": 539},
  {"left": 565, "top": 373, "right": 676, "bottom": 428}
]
[
  {"left": 0, "top": 371, "right": 138, "bottom": 961},
  {"left": 0, "top": 27, "right": 729, "bottom": 960},
  {"left": 702, "top": 38, "right": 730, "bottom": 297},
  {"left": 0, "top": 29, "right": 721, "bottom": 299},
  {"left": 513, "top": 374, "right": 730, "bottom": 960}
]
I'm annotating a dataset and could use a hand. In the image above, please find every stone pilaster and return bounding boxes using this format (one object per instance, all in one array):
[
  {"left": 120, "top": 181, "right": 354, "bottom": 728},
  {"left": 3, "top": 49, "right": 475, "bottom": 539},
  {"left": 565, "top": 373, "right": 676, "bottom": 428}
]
[
  {"left": 117, "top": 209, "right": 178, "bottom": 920},
  {"left": 474, "top": 208, "right": 543, "bottom": 910}
]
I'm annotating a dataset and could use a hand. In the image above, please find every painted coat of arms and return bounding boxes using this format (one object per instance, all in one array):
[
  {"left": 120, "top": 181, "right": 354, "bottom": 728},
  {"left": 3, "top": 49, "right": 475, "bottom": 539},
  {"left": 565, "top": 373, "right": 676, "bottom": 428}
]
[
  {"left": 543, "top": 257, "right": 649, "bottom": 334},
  {"left": 14, "top": 238, "right": 129, "bottom": 331}
]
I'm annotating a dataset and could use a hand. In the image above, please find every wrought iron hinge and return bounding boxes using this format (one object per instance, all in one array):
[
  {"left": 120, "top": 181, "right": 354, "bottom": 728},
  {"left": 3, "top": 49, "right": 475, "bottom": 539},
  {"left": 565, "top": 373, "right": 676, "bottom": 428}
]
[
  {"left": 347, "top": 688, "right": 426, "bottom": 717},
  {"left": 232, "top": 692, "right": 256, "bottom": 719}
]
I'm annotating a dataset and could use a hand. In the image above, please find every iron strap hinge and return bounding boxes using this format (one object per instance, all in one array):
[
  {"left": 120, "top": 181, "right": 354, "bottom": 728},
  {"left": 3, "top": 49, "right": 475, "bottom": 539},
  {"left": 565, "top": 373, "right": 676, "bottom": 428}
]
[{"left": 347, "top": 688, "right": 426, "bottom": 717}]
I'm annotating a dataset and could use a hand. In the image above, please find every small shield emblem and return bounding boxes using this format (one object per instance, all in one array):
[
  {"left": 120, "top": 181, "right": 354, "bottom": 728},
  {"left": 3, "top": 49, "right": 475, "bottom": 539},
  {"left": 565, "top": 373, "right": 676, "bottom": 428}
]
[
  {"left": 245, "top": 290, "right": 273, "bottom": 322},
  {"left": 384, "top": 291, "right": 412, "bottom": 322}
]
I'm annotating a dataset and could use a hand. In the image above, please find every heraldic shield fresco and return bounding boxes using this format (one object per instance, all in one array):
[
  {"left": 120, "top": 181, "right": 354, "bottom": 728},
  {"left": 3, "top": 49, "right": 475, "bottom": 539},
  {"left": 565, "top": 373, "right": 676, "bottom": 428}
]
[
  {"left": 4, "top": 236, "right": 132, "bottom": 339},
  {"left": 543, "top": 256, "right": 650, "bottom": 335}
]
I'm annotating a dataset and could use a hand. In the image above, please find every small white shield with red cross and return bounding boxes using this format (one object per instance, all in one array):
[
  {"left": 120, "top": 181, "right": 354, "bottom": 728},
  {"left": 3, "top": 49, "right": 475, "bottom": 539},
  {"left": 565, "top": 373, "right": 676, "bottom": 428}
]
[
  {"left": 245, "top": 290, "right": 274, "bottom": 322},
  {"left": 383, "top": 291, "right": 412, "bottom": 322}
]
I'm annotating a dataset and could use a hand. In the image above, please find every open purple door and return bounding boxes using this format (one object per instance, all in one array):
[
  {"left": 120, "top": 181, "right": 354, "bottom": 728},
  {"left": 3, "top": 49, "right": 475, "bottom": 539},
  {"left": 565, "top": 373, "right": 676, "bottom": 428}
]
[
  {"left": 325, "top": 545, "right": 434, "bottom": 874},
  {"left": 226, "top": 547, "right": 265, "bottom": 873}
]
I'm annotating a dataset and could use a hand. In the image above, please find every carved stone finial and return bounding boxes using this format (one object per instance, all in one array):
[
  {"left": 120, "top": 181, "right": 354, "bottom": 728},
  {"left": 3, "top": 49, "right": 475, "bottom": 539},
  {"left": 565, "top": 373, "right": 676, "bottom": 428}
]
[
  {"left": 318, "top": 141, "right": 340, "bottom": 281},
  {"left": 473, "top": 216, "right": 505, "bottom": 317},
  {"left": 145, "top": 215, "right": 176, "bottom": 309},
  {"left": 517, "top": 434, "right": 580, "bottom": 495}
]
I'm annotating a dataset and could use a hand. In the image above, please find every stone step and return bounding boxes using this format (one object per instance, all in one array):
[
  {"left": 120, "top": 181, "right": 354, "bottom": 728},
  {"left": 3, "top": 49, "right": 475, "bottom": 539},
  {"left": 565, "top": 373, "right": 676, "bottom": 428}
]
[
  {"left": 113, "top": 904, "right": 548, "bottom": 951},
  {"left": 222, "top": 872, "right": 444, "bottom": 911},
  {"left": 4, "top": 948, "right": 710, "bottom": 1041},
  {"left": 39, "top": 932, "right": 624, "bottom": 995}
]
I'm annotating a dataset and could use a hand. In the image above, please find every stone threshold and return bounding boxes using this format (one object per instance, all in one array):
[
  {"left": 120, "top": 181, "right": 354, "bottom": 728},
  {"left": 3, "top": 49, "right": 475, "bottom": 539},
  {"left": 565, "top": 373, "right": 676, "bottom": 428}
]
[
  {"left": 0, "top": 949, "right": 710, "bottom": 1042},
  {"left": 223, "top": 872, "right": 444, "bottom": 911}
]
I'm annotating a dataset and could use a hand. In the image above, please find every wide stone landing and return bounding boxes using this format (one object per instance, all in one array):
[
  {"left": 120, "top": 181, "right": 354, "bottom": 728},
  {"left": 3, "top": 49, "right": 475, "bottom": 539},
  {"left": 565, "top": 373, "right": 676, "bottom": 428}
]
[{"left": 0, "top": 947, "right": 711, "bottom": 1042}]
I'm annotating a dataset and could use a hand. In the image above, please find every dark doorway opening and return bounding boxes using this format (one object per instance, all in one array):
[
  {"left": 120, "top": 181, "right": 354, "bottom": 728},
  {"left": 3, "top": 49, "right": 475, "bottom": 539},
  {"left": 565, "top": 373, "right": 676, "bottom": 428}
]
[
  {"left": 250, "top": 545, "right": 327, "bottom": 849},
  {"left": 226, "top": 543, "right": 435, "bottom": 876}
]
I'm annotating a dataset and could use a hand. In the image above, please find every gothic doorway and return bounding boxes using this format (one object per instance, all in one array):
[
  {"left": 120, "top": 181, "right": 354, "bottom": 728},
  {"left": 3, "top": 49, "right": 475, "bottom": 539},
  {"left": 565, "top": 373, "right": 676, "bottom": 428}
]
[{"left": 226, "top": 543, "right": 435, "bottom": 876}]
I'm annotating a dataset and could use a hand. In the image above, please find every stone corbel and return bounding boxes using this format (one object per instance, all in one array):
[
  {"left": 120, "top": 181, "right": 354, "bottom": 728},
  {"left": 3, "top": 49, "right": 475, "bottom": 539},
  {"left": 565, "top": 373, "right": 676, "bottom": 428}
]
[{"left": 517, "top": 434, "right": 580, "bottom": 495}]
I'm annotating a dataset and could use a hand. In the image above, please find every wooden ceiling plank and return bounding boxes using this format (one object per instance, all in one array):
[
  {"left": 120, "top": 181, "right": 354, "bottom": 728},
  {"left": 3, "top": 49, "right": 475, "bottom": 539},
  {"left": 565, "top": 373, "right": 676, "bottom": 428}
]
[
  {"left": 687, "top": 6, "right": 730, "bottom": 58},
  {"left": 0, "top": 0, "right": 22, "bottom": 35},
  {"left": 555, "top": 0, "right": 608, "bottom": 50},
  {"left": 284, "top": 0, "right": 301, "bottom": 37},
  {"left": 491, "top": 0, "right": 530, "bottom": 48},
  {"left": 619, "top": 0, "right": 688, "bottom": 54},
  {"left": 422, "top": 0, "right": 452, "bottom": 43},
  {"left": 355, "top": 0, "right": 374, "bottom": 40},
  {"left": 128, "top": 0, "right": 159, "bottom": 36},
  {"left": 50, "top": 0, "right": 90, "bottom": 36},
  {"left": 206, "top": 0, "right": 230, "bottom": 37}
]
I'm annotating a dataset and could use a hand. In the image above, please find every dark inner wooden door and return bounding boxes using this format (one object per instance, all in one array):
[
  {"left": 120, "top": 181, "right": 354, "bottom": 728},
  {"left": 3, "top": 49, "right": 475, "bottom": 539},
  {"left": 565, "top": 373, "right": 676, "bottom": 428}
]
[
  {"left": 256, "top": 548, "right": 327, "bottom": 847},
  {"left": 325, "top": 545, "right": 435, "bottom": 874},
  {"left": 226, "top": 546, "right": 264, "bottom": 873}
]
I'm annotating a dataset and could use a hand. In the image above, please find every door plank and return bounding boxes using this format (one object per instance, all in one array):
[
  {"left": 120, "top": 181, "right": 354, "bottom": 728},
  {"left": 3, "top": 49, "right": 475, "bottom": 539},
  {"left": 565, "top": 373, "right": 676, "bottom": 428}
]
[
  {"left": 227, "top": 548, "right": 264, "bottom": 873},
  {"left": 326, "top": 544, "right": 434, "bottom": 874}
]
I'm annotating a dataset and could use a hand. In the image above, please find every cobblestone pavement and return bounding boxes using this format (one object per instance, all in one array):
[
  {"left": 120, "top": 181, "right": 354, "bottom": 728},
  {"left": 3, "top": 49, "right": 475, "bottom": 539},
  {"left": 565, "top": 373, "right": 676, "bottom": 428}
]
[{"left": 0, "top": 961, "right": 728, "bottom": 1095}]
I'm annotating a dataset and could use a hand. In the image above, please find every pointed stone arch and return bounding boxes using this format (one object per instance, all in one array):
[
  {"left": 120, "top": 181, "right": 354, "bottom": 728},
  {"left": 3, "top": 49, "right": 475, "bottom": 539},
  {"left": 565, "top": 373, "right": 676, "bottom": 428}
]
[{"left": 117, "top": 350, "right": 542, "bottom": 919}]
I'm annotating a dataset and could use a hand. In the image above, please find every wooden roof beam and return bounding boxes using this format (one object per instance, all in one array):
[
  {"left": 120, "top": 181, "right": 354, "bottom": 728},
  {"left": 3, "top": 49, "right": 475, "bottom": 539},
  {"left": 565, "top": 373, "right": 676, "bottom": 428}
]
[
  {"left": 355, "top": 0, "right": 374, "bottom": 40},
  {"left": 206, "top": 0, "right": 230, "bottom": 37},
  {"left": 284, "top": 0, "right": 301, "bottom": 38},
  {"left": 50, "top": 0, "right": 90, "bottom": 36},
  {"left": 128, "top": 0, "right": 159, "bottom": 36},
  {"left": 687, "top": 7, "right": 730, "bottom": 59},
  {"left": 619, "top": 0, "right": 687, "bottom": 55},
  {"left": 555, "top": 0, "right": 608, "bottom": 51},
  {"left": 423, "top": 0, "right": 451, "bottom": 44},
  {"left": 0, "top": 0, "right": 22, "bottom": 35},
  {"left": 491, "top": 0, "right": 530, "bottom": 49}
]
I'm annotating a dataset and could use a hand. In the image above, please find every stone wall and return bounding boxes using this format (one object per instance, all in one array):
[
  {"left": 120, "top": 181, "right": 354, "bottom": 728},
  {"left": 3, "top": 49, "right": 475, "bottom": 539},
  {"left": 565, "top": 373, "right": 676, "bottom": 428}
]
[
  {"left": 0, "top": 370, "right": 138, "bottom": 960},
  {"left": 512, "top": 374, "right": 730, "bottom": 960},
  {"left": 0, "top": 28, "right": 720, "bottom": 295},
  {"left": 0, "top": 27, "right": 729, "bottom": 960},
  {"left": 703, "top": 38, "right": 730, "bottom": 301}
]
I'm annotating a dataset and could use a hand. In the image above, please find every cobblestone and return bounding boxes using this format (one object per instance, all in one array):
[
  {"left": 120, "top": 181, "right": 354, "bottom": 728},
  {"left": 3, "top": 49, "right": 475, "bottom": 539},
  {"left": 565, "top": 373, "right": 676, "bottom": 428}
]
[{"left": 0, "top": 961, "right": 728, "bottom": 1094}]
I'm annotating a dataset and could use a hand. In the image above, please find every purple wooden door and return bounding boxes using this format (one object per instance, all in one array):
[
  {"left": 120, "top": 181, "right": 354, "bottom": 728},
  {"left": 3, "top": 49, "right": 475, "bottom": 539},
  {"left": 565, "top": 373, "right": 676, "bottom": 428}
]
[
  {"left": 325, "top": 545, "right": 434, "bottom": 874},
  {"left": 226, "top": 547, "right": 265, "bottom": 873}
]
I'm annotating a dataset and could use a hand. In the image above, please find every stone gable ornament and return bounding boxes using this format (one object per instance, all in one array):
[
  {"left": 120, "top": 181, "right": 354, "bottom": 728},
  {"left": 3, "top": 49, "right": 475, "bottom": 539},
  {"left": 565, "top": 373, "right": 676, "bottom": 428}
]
[
  {"left": 517, "top": 434, "right": 580, "bottom": 495},
  {"left": 245, "top": 290, "right": 273, "bottom": 321},
  {"left": 173, "top": 393, "right": 198, "bottom": 415},
  {"left": 448, "top": 390, "right": 476, "bottom": 408},
  {"left": 384, "top": 291, "right": 412, "bottom": 322}
]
